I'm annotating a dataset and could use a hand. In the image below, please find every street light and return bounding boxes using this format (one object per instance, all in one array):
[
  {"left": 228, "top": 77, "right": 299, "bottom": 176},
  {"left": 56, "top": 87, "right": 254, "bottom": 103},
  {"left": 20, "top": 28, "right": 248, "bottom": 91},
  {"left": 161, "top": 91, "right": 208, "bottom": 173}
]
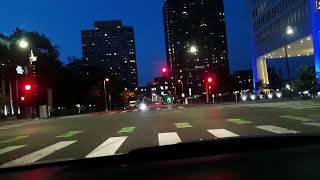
[
  {"left": 189, "top": 46, "right": 198, "bottom": 54},
  {"left": 104, "top": 78, "right": 110, "bottom": 112},
  {"left": 19, "top": 40, "right": 29, "bottom": 49},
  {"left": 286, "top": 26, "right": 294, "bottom": 35},
  {"left": 284, "top": 26, "right": 294, "bottom": 87}
]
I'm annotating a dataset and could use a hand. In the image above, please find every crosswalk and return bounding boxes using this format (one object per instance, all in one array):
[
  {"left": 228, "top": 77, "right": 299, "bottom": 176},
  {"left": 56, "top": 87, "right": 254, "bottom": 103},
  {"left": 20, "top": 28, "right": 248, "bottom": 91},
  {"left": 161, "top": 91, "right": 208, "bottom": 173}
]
[
  {"left": 224, "top": 101, "right": 320, "bottom": 109},
  {"left": 0, "top": 123, "right": 309, "bottom": 168}
]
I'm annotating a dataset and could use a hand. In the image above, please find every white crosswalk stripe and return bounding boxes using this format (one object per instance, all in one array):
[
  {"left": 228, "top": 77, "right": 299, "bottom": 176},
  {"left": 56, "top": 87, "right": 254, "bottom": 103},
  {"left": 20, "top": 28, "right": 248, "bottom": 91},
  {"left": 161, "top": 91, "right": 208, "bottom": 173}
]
[
  {"left": 0, "top": 124, "right": 23, "bottom": 130},
  {"left": 207, "top": 129, "right": 239, "bottom": 138},
  {"left": 85, "top": 136, "right": 127, "bottom": 158},
  {"left": 0, "top": 141, "right": 76, "bottom": 168},
  {"left": 0, "top": 145, "right": 26, "bottom": 155},
  {"left": 158, "top": 132, "right": 181, "bottom": 146},
  {"left": 302, "top": 122, "right": 320, "bottom": 127},
  {"left": 256, "top": 125, "right": 299, "bottom": 134}
]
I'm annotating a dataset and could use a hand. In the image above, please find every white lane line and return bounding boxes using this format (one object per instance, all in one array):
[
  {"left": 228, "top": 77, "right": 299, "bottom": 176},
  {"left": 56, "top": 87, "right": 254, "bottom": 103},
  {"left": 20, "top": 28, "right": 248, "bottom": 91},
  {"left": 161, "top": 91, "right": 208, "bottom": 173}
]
[
  {"left": 156, "top": 108, "right": 161, "bottom": 110},
  {"left": 0, "top": 124, "right": 23, "bottom": 130},
  {"left": 303, "top": 122, "right": 320, "bottom": 127},
  {"left": 280, "top": 115, "right": 311, "bottom": 122},
  {"left": 0, "top": 141, "right": 76, "bottom": 168},
  {"left": 178, "top": 107, "right": 184, "bottom": 109},
  {"left": 120, "top": 111, "right": 128, "bottom": 113},
  {"left": 59, "top": 115, "right": 90, "bottom": 119},
  {"left": 0, "top": 145, "right": 26, "bottom": 155},
  {"left": 133, "top": 109, "right": 138, "bottom": 112},
  {"left": 158, "top": 132, "right": 182, "bottom": 146},
  {"left": 207, "top": 129, "right": 239, "bottom": 138},
  {"left": 85, "top": 137, "right": 127, "bottom": 158},
  {"left": 256, "top": 125, "right": 299, "bottom": 134}
]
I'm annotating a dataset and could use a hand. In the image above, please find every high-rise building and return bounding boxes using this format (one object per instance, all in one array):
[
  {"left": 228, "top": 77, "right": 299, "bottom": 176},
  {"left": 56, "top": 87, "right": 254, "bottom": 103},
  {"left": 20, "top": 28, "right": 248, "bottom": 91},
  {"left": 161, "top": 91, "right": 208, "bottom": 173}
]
[
  {"left": 81, "top": 20, "right": 138, "bottom": 89},
  {"left": 163, "top": 0, "right": 229, "bottom": 95},
  {"left": 248, "top": 0, "right": 320, "bottom": 89}
]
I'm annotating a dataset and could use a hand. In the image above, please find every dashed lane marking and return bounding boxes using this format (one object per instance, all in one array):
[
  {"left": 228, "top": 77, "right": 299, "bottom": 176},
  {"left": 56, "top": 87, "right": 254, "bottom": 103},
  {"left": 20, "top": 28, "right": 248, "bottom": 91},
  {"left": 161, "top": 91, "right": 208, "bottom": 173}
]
[
  {"left": 280, "top": 115, "right": 312, "bottom": 122},
  {"left": 0, "top": 145, "right": 26, "bottom": 155},
  {"left": 56, "top": 131, "right": 83, "bottom": 138},
  {"left": 175, "top": 123, "right": 192, "bottom": 129},
  {"left": 118, "top": 127, "right": 136, "bottom": 133},
  {"left": 227, "top": 119, "right": 252, "bottom": 124},
  {"left": 0, "top": 136, "right": 29, "bottom": 144}
]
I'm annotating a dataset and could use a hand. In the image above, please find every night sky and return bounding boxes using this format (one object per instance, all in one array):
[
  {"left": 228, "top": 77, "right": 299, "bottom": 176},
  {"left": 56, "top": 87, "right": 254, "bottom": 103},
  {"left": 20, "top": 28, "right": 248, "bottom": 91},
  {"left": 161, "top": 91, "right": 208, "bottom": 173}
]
[{"left": 0, "top": 0, "right": 251, "bottom": 86}]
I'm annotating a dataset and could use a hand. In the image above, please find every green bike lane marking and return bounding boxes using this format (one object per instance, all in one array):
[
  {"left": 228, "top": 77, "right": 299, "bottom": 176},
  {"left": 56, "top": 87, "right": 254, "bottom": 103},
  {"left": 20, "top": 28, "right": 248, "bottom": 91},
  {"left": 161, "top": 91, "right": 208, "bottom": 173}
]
[
  {"left": 175, "top": 122, "right": 192, "bottom": 129},
  {"left": 280, "top": 115, "right": 312, "bottom": 122},
  {"left": 0, "top": 135, "right": 29, "bottom": 144},
  {"left": 227, "top": 119, "right": 252, "bottom": 124},
  {"left": 118, "top": 127, "right": 136, "bottom": 133},
  {"left": 56, "top": 131, "right": 83, "bottom": 138}
]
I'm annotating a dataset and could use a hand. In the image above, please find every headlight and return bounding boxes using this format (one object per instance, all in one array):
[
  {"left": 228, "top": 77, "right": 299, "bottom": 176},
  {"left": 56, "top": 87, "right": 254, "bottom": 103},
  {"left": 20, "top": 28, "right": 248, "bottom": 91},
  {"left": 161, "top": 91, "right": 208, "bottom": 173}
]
[{"left": 139, "top": 103, "right": 147, "bottom": 111}]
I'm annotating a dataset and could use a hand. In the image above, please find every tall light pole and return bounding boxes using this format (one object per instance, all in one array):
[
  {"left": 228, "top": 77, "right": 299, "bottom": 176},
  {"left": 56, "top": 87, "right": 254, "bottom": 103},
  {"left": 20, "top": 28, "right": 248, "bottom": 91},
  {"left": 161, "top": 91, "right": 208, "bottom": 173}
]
[
  {"left": 103, "top": 78, "right": 110, "bottom": 112},
  {"left": 178, "top": 79, "right": 184, "bottom": 104},
  {"left": 18, "top": 39, "right": 38, "bottom": 118},
  {"left": 284, "top": 26, "right": 294, "bottom": 87}
]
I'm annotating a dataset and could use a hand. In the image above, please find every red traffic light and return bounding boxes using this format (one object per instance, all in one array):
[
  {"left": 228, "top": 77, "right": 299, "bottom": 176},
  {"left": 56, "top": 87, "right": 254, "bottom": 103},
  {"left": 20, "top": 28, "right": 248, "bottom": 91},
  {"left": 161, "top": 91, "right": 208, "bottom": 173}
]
[
  {"left": 207, "top": 77, "right": 213, "bottom": 83},
  {"left": 21, "top": 96, "right": 25, "bottom": 101},
  {"left": 25, "top": 84, "right": 32, "bottom": 91},
  {"left": 162, "top": 67, "right": 167, "bottom": 73}
]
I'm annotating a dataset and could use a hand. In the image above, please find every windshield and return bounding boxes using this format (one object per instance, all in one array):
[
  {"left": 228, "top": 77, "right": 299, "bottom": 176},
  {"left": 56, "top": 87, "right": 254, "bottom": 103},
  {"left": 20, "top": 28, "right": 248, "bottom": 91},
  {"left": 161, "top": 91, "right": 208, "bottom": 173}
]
[{"left": 0, "top": 0, "right": 320, "bottom": 169}]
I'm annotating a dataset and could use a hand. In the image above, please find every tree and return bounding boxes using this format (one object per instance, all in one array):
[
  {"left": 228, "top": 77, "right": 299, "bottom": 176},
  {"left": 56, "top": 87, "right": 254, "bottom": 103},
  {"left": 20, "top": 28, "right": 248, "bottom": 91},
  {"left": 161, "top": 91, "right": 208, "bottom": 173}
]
[
  {"left": 256, "top": 80, "right": 269, "bottom": 93},
  {"left": 121, "top": 89, "right": 136, "bottom": 104},
  {"left": 0, "top": 93, "right": 9, "bottom": 108},
  {"left": 9, "top": 28, "right": 65, "bottom": 105},
  {"left": 294, "top": 66, "right": 318, "bottom": 92}
]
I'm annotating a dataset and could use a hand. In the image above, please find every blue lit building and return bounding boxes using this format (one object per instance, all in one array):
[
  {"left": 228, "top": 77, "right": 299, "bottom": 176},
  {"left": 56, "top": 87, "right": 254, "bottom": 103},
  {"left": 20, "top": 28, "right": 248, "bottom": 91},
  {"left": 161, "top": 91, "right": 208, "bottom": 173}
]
[{"left": 248, "top": 0, "right": 320, "bottom": 89}]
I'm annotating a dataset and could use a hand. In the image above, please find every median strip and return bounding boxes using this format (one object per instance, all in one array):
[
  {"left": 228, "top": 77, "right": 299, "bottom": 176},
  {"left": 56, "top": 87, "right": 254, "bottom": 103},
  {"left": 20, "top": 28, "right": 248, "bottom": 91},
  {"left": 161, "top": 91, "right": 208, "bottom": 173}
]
[
  {"left": 175, "top": 122, "right": 192, "bottom": 129},
  {"left": 0, "top": 135, "right": 29, "bottom": 144},
  {"left": 56, "top": 131, "right": 83, "bottom": 138},
  {"left": 280, "top": 115, "right": 312, "bottom": 122},
  {"left": 118, "top": 127, "right": 136, "bottom": 133},
  {"left": 227, "top": 119, "right": 252, "bottom": 124}
]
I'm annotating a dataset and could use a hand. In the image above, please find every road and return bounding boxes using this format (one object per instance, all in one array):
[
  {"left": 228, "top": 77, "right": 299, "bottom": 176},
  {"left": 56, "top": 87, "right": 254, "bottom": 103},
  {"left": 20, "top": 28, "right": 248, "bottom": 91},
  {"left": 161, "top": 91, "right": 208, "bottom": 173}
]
[{"left": 1, "top": 101, "right": 320, "bottom": 168}]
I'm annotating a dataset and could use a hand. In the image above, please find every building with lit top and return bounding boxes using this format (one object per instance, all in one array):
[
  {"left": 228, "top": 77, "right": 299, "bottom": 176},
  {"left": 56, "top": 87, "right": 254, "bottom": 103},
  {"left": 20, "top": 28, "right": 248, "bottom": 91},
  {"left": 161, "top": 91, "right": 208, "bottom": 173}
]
[
  {"left": 81, "top": 20, "right": 138, "bottom": 90},
  {"left": 248, "top": 0, "right": 320, "bottom": 89},
  {"left": 163, "top": 0, "right": 229, "bottom": 96}
]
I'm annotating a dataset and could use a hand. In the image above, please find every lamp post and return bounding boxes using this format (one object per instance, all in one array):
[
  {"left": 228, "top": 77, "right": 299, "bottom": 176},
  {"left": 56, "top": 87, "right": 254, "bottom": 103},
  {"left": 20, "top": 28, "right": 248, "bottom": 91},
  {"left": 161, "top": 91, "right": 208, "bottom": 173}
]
[
  {"left": 284, "top": 26, "right": 294, "bottom": 87},
  {"left": 178, "top": 79, "right": 184, "bottom": 104},
  {"left": 19, "top": 40, "right": 39, "bottom": 117},
  {"left": 103, "top": 78, "right": 110, "bottom": 112}
]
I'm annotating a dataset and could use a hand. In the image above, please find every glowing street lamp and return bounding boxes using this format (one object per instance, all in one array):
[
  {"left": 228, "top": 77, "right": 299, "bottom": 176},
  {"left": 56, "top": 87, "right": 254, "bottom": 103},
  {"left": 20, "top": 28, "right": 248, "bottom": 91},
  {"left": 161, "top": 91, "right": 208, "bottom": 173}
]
[
  {"left": 286, "top": 26, "right": 294, "bottom": 35},
  {"left": 189, "top": 46, "right": 198, "bottom": 54},
  {"left": 19, "top": 40, "right": 29, "bottom": 49}
]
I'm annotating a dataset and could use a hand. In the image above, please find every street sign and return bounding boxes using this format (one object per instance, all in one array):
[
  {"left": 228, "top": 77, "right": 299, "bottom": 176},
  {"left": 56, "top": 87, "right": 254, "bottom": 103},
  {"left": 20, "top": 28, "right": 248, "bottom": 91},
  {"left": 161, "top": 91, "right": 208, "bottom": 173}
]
[{"left": 16, "top": 66, "right": 24, "bottom": 75}]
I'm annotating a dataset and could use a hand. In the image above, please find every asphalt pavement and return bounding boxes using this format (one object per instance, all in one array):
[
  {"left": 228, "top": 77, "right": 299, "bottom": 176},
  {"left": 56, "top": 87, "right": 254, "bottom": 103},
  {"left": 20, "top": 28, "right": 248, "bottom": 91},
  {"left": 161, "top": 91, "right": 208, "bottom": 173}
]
[{"left": 1, "top": 101, "right": 320, "bottom": 168}]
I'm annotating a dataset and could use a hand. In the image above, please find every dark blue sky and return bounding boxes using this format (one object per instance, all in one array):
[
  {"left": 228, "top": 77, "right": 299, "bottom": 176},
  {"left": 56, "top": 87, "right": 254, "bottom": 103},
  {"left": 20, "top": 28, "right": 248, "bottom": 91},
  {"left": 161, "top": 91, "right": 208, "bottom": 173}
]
[{"left": 0, "top": 0, "right": 251, "bottom": 86}]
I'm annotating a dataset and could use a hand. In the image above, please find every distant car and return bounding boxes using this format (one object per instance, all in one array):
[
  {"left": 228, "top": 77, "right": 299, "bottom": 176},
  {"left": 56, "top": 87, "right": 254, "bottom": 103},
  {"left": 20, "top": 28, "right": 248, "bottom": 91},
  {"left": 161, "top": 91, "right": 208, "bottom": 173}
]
[{"left": 129, "top": 101, "right": 137, "bottom": 108}]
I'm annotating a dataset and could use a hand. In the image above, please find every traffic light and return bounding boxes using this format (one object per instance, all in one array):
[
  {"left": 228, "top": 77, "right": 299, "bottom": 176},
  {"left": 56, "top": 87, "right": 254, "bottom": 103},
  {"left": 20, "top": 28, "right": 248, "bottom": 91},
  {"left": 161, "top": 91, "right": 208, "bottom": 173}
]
[
  {"left": 207, "top": 77, "right": 213, "bottom": 83},
  {"left": 21, "top": 96, "right": 25, "bottom": 101},
  {"left": 161, "top": 66, "right": 168, "bottom": 76},
  {"left": 25, "top": 84, "right": 32, "bottom": 91}
]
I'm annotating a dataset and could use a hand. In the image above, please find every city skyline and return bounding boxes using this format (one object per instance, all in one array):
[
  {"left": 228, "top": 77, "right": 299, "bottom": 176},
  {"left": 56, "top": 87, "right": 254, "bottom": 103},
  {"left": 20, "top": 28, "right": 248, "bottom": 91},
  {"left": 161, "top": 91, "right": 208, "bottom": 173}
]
[{"left": 0, "top": 0, "right": 249, "bottom": 86}]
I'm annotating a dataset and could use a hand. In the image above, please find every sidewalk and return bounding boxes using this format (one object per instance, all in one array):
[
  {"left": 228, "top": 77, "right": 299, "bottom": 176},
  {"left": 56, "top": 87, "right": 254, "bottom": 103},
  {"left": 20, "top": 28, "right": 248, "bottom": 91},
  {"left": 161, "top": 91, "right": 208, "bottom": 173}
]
[{"left": 0, "top": 117, "right": 36, "bottom": 126}]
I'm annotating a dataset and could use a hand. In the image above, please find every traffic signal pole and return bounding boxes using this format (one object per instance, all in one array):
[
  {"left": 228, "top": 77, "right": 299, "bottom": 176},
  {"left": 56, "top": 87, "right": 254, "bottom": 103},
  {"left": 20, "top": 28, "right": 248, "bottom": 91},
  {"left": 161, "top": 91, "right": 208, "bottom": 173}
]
[{"left": 206, "top": 83, "right": 209, "bottom": 104}]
